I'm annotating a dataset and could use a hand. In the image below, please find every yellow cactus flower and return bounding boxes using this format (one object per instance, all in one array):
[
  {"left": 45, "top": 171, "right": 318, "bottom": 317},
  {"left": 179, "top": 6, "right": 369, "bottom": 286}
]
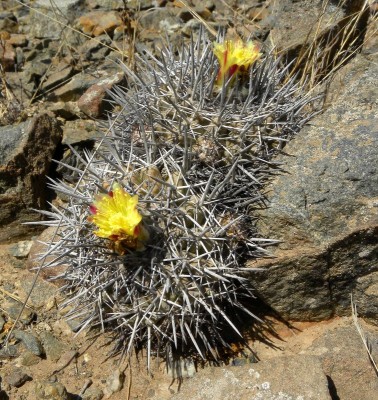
[
  {"left": 213, "top": 40, "right": 261, "bottom": 86},
  {"left": 89, "top": 183, "right": 146, "bottom": 250}
]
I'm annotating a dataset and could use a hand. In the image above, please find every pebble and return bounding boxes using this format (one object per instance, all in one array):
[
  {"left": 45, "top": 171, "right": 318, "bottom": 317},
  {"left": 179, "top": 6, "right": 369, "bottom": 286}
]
[
  {"left": 18, "top": 350, "right": 42, "bottom": 367},
  {"left": 8, "top": 240, "right": 34, "bottom": 258},
  {"left": 103, "top": 368, "right": 125, "bottom": 398},
  {"left": 39, "top": 331, "right": 66, "bottom": 362},
  {"left": 4, "top": 368, "right": 32, "bottom": 388},
  {"left": 82, "top": 386, "right": 104, "bottom": 400},
  {"left": 0, "top": 345, "right": 19, "bottom": 359},
  {"left": 13, "top": 330, "right": 44, "bottom": 357},
  {"left": 34, "top": 381, "right": 69, "bottom": 400}
]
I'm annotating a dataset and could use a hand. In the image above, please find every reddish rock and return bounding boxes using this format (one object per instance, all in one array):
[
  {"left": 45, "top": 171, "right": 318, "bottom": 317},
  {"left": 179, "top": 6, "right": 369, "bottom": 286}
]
[
  {"left": 77, "top": 11, "right": 123, "bottom": 37},
  {"left": 0, "top": 41, "right": 15, "bottom": 71},
  {"left": 77, "top": 72, "right": 124, "bottom": 118}
]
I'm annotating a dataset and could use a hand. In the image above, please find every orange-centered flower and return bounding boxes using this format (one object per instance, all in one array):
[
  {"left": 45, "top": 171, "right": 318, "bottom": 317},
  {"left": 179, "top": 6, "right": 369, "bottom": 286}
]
[
  {"left": 213, "top": 40, "right": 261, "bottom": 86},
  {"left": 89, "top": 183, "right": 142, "bottom": 243}
]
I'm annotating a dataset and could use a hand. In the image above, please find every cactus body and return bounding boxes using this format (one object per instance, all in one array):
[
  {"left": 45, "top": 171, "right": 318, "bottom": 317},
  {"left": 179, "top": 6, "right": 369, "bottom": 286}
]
[{"left": 39, "top": 31, "right": 317, "bottom": 364}]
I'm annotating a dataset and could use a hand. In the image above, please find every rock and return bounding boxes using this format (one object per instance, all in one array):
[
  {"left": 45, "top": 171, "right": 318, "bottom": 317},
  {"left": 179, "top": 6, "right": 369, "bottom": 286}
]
[
  {"left": 18, "top": 351, "right": 42, "bottom": 367},
  {"left": 77, "top": 11, "right": 123, "bottom": 37},
  {"left": 27, "top": 226, "right": 68, "bottom": 284},
  {"left": 139, "top": 8, "right": 182, "bottom": 33},
  {"left": 0, "top": 113, "right": 62, "bottom": 242},
  {"left": 29, "top": 0, "right": 85, "bottom": 40},
  {"left": 0, "top": 42, "right": 16, "bottom": 71},
  {"left": 172, "top": 355, "right": 331, "bottom": 400},
  {"left": 82, "top": 387, "right": 104, "bottom": 400},
  {"left": 4, "top": 368, "right": 31, "bottom": 388},
  {"left": 103, "top": 369, "right": 125, "bottom": 398},
  {"left": 39, "top": 331, "right": 65, "bottom": 362},
  {"left": 19, "top": 277, "right": 57, "bottom": 309},
  {"left": 249, "top": 47, "right": 378, "bottom": 321},
  {"left": 77, "top": 72, "right": 124, "bottom": 118},
  {"left": 13, "top": 330, "right": 44, "bottom": 356},
  {"left": 2, "top": 300, "right": 35, "bottom": 325},
  {"left": 42, "top": 63, "right": 75, "bottom": 92},
  {"left": 0, "top": 345, "right": 19, "bottom": 359},
  {"left": 8, "top": 240, "right": 33, "bottom": 258},
  {"left": 34, "top": 381, "right": 69, "bottom": 400},
  {"left": 62, "top": 119, "right": 97, "bottom": 145},
  {"left": 49, "top": 71, "right": 100, "bottom": 101},
  {"left": 77, "top": 35, "right": 112, "bottom": 61}
]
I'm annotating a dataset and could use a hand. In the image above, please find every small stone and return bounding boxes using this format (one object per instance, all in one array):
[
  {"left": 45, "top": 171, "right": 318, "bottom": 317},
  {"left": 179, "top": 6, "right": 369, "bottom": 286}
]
[
  {"left": 77, "top": 35, "right": 112, "bottom": 61},
  {"left": 50, "top": 72, "right": 100, "bottom": 102},
  {"left": 0, "top": 41, "right": 15, "bottom": 71},
  {"left": 8, "top": 240, "right": 33, "bottom": 258},
  {"left": 42, "top": 64, "right": 75, "bottom": 92},
  {"left": 232, "top": 358, "right": 247, "bottom": 367},
  {"left": 18, "top": 351, "right": 42, "bottom": 367},
  {"left": 62, "top": 119, "right": 97, "bottom": 145},
  {"left": 3, "top": 301, "right": 35, "bottom": 325},
  {"left": 82, "top": 387, "right": 104, "bottom": 400},
  {"left": 77, "top": 72, "right": 124, "bottom": 118},
  {"left": 78, "top": 11, "right": 123, "bottom": 37},
  {"left": 4, "top": 368, "right": 32, "bottom": 388},
  {"left": 103, "top": 369, "right": 125, "bottom": 398},
  {"left": 13, "top": 330, "right": 44, "bottom": 356},
  {"left": 39, "top": 331, "right": 65, "bottom": 362},
  {"left": 0, "top": 345, "right": 19, "bottom": 359},
  {"left": 34, "top": 381, "right": 69, "bottom": 400}
]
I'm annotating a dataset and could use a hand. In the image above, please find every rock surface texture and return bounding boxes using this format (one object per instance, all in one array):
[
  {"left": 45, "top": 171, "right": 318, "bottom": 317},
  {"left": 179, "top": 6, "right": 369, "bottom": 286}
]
[{"left": 249, "top": 40, "right": 378, "bottom": 322}]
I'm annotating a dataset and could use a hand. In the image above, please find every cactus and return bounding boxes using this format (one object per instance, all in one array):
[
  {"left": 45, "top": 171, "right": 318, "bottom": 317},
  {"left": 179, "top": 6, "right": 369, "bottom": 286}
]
[{"left": 38, "top": 30, "right": 318, "bottom": 366}]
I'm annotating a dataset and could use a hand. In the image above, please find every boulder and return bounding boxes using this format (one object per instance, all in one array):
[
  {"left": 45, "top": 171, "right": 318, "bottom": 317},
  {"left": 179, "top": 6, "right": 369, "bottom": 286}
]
[
  {"left": 248, "top": 46, "right": 378, "bottom": 321},
  {"left": 0, "top": 113, "right": 62, "bottom": 242}
]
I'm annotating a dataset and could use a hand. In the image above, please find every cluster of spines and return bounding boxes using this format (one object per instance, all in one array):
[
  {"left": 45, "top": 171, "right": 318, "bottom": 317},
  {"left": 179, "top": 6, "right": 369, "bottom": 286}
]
[{"left": 37, "top": 30, "right": 318, "bottom": 365}]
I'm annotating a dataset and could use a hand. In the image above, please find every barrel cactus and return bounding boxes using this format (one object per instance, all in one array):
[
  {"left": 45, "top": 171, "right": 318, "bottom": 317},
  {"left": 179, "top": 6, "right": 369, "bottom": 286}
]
[{"left": 38, "top": 30, "right": 317, "bottom": 366}]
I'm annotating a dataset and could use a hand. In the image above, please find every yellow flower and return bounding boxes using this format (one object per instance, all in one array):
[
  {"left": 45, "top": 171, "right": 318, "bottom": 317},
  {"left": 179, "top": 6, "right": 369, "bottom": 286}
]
[
  {"left": 213, "top": 40, "right": 261, "bottom": 86},
  {"left": 89, "top": 183, "right": 143, "bottom": 245}
]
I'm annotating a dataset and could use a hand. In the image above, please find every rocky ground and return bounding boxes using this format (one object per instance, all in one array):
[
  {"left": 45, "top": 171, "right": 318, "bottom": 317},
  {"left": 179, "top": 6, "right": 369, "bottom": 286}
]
[{"left": 0, "top": 0, "right": 377, "bottom": 399}]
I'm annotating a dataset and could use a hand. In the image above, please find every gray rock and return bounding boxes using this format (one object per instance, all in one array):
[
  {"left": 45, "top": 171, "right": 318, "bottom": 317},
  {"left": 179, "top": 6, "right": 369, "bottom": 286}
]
[
  {"left": 29, "top": 0, "right": 85, "bottom": 40},
  {"left": 2, "top": 301, "right": 35, "bottom": 325},
  {"left": 49, "top": 71, "right": 100, "bottom": 102},
  {"left": 39, "top": 331, "right": 65, "bottom": 362},
  {"left": 172, "top": 355, "right": 331, "bottom": 400},
  {"left": 0, "top": 345, "right": 19, "bottom": 359},
  {"left": 42, "top": 63, "right": 75, "bottom": 92},
  {"left": 77, "top": 35, "right": 112, "bottom": 61},
  {"left": 18, "top": 350, "right": 42, "bottom": 366},
  {"left": 20, "top": 277, "right": 57, "bottom": 309},
  {"left": 139, "top": 8, "right": 182, "bottom": 33},
  {"left": 8, "top": 240, "right": 33, "bottom": 258},
  {"left": 0, "top": 113, "right": 62, "bottom": 242},
  {"left": 13, "top": 330, "right": 44, "bottom": 356},
  {"left": 248, "top": 47, "right": 378, "bottom": 321},
  {"left": 34, "top": 381, "right": 69, "bottom": 400},
  {"left": 103, "top": 369, "right": 125, "bottom": 398},
  {"left": 82, "top": 386, "right": 104, "bottom": 400},
  {"left": 62, "top": 119, "right": 97, "bottom": 145},
  {"left": 4, "top": 368, "right": 31, "bottom": 388}
]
